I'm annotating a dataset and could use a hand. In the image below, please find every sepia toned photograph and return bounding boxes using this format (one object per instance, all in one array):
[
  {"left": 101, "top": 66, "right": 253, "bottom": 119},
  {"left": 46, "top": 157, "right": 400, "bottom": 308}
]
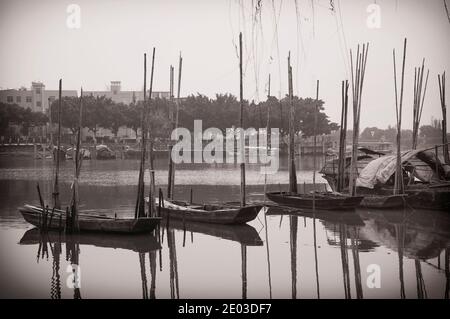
[{"left": 0, "top": 0, "right": 449, "bottom": 305}]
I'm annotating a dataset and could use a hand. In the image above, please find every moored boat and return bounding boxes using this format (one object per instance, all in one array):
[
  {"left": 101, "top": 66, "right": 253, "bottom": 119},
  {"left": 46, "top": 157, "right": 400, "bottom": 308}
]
[
  {"left": 148, "top": 198, "right": 262, "bottom": 224},
  {"left": 20, "top": 204, "right": 161, "bottom": 234},
  {"left": 266, "top": 191, "right": 364, "bottom": 210}
]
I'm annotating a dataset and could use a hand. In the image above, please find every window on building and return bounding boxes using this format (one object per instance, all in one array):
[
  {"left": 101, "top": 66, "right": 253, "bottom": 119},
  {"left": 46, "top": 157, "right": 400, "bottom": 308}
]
[
  {"left": 7, "top": 96, "right": 13, "bottom": 103},
  {"left": 36, "top": 101, "right": 42, "bottom": 107},
  {"left": 26, "top": 96, "right": 32, "bottom": 103},
  {"left": 35, "top": 88, "right": 41, "bottom": 94},
  {"left": 16, "top": 96, "right": 21, "bottom": 103}
]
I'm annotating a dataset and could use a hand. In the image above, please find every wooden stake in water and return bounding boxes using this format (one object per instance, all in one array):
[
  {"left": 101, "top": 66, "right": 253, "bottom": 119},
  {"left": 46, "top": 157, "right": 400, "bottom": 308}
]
[
  {"left": 53, "top": 79, "right": 62, "bottom": 209},
  {"left": 147, "top": 47, "right": 157, "bottom": 217},
  {"left": 239, "top": 32, "right": 246, "bottom": 206},
  {"left": 69, "top": 87, "right": 83, "bottom": 232},
  {"left": 438, "top": 72, "right": 449, "bottom": 163},
  {"left": 171, "top": 55, "right": 183, "bottom": 200},
  {"left": 135, "top": 53, "right": 148, "bottom": 219},
  {"left": 288, "top": 52, "right": 298, "bottom": 193}
]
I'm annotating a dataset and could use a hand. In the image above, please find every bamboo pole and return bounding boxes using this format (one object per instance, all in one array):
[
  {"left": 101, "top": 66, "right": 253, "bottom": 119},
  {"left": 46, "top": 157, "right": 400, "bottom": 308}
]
[
  {"left": 239, "top": 32, "right": 246, "bottom": 206},
  {"left": 53, "top": 79, "right": 62, "bottom": 209},
  {"left": 393, "top": 39, "right": 407, "bottom": 195},
  {"left": 288, "top": 52, "right": 298, "bottom": 193},
  {"left": 171, "top": 55, "right": 183, "bottom": 200},
  {"left": 135, "top": 53, "right": 148, "bottom": 218},
  {"left": 438, "top": 72, "right": 449, "bottom": 163},
  {"left": 338, "top": 80, "right": 349, "bottom": 192},
  {"left": 348, "top": 43, "right": 369, "bottom": 196},
  {"left": 412, "top": 58, "right": 429, "bottom": 149},
  {"left": 69, "top": 88, "right": 83, "bottom": 233},
  {"left": 148, "top": 47, "right": 157, "bottom": 217},
  {"left": 167, "top": 65, "right": 174, "bottom": 198},
  {"left": 313, "top": 80, "right": 319, "bottom": 209}
]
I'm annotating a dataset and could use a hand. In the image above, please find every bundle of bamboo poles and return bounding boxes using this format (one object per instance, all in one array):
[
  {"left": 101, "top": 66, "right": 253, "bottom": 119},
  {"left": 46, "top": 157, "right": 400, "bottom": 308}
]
[
  {"left": 287, "top": 52, "right": 298, "bottom": 193},
  {"left": 393, "top": 38, "right": 408, "bottom": 195},
  {"left": 68, "top": 88, "right": 84, "bottom": 233},
  {"left": 348, "top": 43, "right": 369, "bottom": 196},
  {"left": 337, "top": 80, "right": 349, "bottom": 193},
  {"left": 412, "top": 59, "right": 429, "bottom": 149},
  {"left": 167, "top": 55, "right": 182, "bottom": 200},
  {"left": 135, "top": 49, "right": 156, "bottom": 219},
  {"left": 438, "top": 71, "right": 449, "bottom": 164}
]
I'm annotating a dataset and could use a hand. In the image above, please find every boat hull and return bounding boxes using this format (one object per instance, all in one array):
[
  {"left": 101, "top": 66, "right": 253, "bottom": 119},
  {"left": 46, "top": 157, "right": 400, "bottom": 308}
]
[
  {"left": 359, "top": 194, "right": 406, "bottom": 209},
  {"left": 19, "top": 206, "right": 161, "bottom": 234},
  {"left": 154, "top": 199, "right": 262, "bottom": 224},
  {"left": 266, "top": 192, "right": 364, "bottom": 210}
]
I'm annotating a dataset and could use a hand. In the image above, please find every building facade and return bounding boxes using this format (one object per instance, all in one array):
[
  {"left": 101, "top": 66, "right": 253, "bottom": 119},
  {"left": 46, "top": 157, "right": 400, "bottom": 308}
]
[
  {"left": 0, "top": 81, "right": 170, "bottom": 113},
  {"left": 84, "top": 81, "right": 170, "bottom": 104},
  {"left": 0, "top": 82, "right": 78, "bottom": 113}
]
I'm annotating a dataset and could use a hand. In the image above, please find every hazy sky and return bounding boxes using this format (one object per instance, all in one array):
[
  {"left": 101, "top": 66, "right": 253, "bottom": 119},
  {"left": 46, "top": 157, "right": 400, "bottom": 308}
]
[{"left": 0, "top": 0, "right": 449, "bottom": 129}]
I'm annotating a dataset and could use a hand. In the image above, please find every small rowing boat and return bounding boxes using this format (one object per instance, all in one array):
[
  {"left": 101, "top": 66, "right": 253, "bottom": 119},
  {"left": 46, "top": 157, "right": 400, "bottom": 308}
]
[
  {"left": 19, "top": 205, "right": 161, "bottom": 234},
  {"left": 147, "top": 198, "right": 262, "bottom": 225},
  {"left": 266, "top": 191, "right": 364, "bottom": 210}
]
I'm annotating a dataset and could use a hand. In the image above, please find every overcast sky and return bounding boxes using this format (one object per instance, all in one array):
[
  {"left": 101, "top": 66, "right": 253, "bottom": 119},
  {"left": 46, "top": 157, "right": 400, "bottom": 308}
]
[{"left": 0, "top": 0, "right": 449, "bottom": 129}]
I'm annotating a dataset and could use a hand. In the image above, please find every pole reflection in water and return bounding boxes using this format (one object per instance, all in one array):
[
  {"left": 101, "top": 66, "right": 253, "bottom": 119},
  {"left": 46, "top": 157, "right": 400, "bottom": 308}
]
[
  {"left": 339, "top": 224, "right": 351, "bottom": 299},
  {"left": 139, "top": 253, "right": 148, "bottom": 299},
  {"left": 241, "top": 244, "right": 247, "bottom": 299},
  {"left": 445, "top": 248, "right": 449, "bottom": 299},
  {"left": 65, "top": 235, "right": 81, "bottom": 299},
  {"left": 289, "top": 216, "right": 298, "bottom": 299},
  {"left": 350, "top": 227, "right": 363, "bottom": 299},
  {"left": 264, "top": 210, "right": 273, "bottom": 299},
  {"left": 395, "top": 222, "right": 406, "bottom": 299},
  {"left": 51, "top": 234, "right": 62, "bottom": 299},
  {"left": 167, "top": 228, "right": 180, "bottom": 299}
]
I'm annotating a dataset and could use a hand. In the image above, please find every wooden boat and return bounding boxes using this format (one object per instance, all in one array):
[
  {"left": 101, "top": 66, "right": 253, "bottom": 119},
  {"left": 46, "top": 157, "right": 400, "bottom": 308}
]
[
  {"left": 266, "top": 191, "right": 364, "bottom": 210},
  {"left": 149, "top": 199, "right": 262, "bottom": 225},
  {"left": 19, "top": 205, "right": 161, "bottom": 234},
  {"left": 359, "top": 194, "right": 406, "bottom": 208},
  {"left": 19, "top": 228, "right": 161, "bottom": 253}
]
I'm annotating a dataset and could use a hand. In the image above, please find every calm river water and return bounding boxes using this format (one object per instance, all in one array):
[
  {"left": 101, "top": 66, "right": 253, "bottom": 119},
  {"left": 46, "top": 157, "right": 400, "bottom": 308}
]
[{"left": 0, "top": 155, "right": 449, "bottom": 299}]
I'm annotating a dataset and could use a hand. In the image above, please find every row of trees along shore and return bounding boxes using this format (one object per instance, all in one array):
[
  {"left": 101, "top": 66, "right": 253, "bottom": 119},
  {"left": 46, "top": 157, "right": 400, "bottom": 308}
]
[
  {"left": 2, "top": 93, "right": 446, "bottom": 144},
  {"left": 1, "top": 93, "right": 338, "bottom": 142}
]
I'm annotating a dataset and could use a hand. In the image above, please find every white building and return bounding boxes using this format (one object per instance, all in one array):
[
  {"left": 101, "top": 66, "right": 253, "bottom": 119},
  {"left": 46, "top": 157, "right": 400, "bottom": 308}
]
[{"left": 0, "top": 82, "right": 78, "bottom": 113}]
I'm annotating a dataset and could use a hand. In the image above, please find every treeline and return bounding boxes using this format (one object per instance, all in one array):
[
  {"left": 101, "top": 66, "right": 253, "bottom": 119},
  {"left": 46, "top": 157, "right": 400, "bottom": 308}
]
[
  {"left": 0, "top": 103, "right": 48, "bottom": 137},
  {"left": 1, "top": 93, "right": 339, "bottom": 141}
]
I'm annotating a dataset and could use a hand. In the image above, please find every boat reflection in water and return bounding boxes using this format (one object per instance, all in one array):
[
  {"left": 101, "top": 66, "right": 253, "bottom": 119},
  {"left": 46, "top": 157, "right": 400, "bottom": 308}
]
[
  {"left": 266, "top": 206, "right": 450, "bottom": 299},
  {"left": 18, "top": 217, "right": 263, "bottom": 299},
  {"left": 19, "top": 228, "right": 161, "bottom": 299},
  {"left": 356, "top": 209, "right": 450, "bottom": 299},
  {"left": 160, "top": 217, "right": 263, "bottom": 299}
]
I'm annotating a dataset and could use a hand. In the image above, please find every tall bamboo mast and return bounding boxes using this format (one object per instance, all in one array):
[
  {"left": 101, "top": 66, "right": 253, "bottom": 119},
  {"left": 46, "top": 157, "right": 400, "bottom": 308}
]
[
  {"left": 167, "top": 65, "right": 174, "bottom": 198},
  {"left": 438, "top": 72, "right": 449, "bottom": 163},
  {"left": 239, "top": 32, "right": 246, "bottom": 206},
  {"left": 393, "top": 39, "right": 407, "bottom": 195},
  {"left": 412, "top": 58, "right": 429, "bottom": 149},
  {"left": 338, "top": 80, "right": 349, "bottom": 192},
  {"left": 53, "top": 79, "right": 62, "bottom": 209},
  {"left": 69, "top": 88, "right": 83, "bottom": 232},
  {"left": 171, "top": 54, "right": 183, "bottom": 199},
  {"left": 288, "top": 52, "right": 298, "bottom": 193},
  {"left": 135, "top": 53, "right": 148, "bottom": 218},
  {"left": 148, "top": 48, "right": 157, "bottom": 217},
  {"left": 348, "top": 43, "right": 369, "bottom": 196}
]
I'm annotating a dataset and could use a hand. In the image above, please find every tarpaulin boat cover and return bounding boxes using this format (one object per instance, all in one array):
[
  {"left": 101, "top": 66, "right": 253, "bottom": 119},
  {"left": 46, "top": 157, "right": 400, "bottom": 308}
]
[{"left": 356, "top": 149, "right": 422, "bottom": 189}]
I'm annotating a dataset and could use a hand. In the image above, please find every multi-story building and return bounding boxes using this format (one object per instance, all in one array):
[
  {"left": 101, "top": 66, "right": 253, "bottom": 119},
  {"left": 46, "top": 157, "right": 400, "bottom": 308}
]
[
  {"left": 84, "top": 81, "right": 170, "bottom": 104},
  {"left": 0, "top": 81, "right": 170, "bottom": 113},
  {"left": 0, "top": 82, "right": 78, "bottom": 113}
]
